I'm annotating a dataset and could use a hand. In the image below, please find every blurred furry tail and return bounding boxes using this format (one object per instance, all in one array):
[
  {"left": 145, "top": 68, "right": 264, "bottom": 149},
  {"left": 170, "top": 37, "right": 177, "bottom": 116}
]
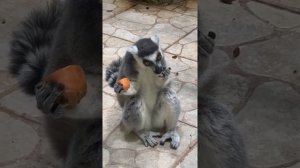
[
  {"left": 105, "top": 58, "right": 122, "bottom": 87},
  {"left": 8, "top": 1, "right": 63, "bottom": 95},
  {"left": 65, "top": 119, "right": 101, "bottom": 168}
]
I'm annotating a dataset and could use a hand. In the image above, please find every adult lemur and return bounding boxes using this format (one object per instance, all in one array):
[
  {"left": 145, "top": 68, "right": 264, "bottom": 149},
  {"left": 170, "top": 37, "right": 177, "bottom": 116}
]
[
  {"left": 106, "top": 36, "right": 181, "bottom": 149},
  {"left": 198, "top": 22, "right": 247, "bottom": 167},
  {"left": 8, "top": 0, "right": 101, "bottom": 167}
]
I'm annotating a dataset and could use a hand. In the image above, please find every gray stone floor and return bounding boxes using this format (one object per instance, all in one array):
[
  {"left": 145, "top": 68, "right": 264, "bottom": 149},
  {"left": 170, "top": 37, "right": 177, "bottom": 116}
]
[
  {"left": 103, "top": 0, "right": 198, "bottom": 167},
  {"left": 200, "top": 0, "right": 300, "bottom": 168},
  {"left": 0, "top": 0, "right": 299, "bottom": 168}
]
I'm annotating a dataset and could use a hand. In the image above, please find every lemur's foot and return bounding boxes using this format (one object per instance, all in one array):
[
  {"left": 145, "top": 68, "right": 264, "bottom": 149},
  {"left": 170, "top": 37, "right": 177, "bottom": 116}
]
[
  {"left": 35, "top": 81, "right": 65, "bottom": 118},
  {"left": 158, "top": 67, "right": 171, "bottom": 79},
  {"left": 137, "top": 131, "right": 161, "bottom": 147},
  {"left": 160, "top": 131, "right": 180, "bottom": 149}
]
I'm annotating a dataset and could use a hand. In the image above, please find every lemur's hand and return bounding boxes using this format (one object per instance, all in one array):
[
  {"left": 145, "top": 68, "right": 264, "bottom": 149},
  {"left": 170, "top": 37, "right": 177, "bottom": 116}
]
[
  {"left": 35, "top": 81, "right": 65, "bottom": 118},
  {"left": 158, "top": 67, "right": 171, "bottom": 79},
  {"left": 114, "top": 78, "right": 130, "bottom": 94},
  {"left": 114, "top": 82, "right": 124, "bottom": 94}
]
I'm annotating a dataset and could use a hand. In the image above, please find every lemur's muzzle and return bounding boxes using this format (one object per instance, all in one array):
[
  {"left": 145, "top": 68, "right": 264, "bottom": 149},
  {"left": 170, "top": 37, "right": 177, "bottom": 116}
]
[{"left": 154, "top": 66, "right": 164, "bottom": 74}]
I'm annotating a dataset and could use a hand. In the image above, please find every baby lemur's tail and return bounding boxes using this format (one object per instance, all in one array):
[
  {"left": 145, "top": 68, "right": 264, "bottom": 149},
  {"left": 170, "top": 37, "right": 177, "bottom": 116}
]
[
  {"left": 105, "top": 58, "right": 122, "bottom": 87},
  {"left": 8, "top": 1, "right": 63, "bottom": 95}
]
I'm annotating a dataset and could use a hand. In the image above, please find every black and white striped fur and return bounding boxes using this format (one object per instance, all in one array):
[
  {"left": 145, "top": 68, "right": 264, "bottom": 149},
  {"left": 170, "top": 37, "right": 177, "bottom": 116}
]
[
  {"left": 105, "top": 36, "right": 181, "bottom": 149},
  {"left": 198, "top": 29, "right": 247, "bottom": 167}
]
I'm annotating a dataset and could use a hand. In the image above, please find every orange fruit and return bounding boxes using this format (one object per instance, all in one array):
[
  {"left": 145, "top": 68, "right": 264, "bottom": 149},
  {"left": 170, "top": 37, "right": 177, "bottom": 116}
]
[
  {"left": 45, "top": 65, "right": 87, "bottom": 108},
  {"left": 117, "top": 77, "right": 130, "bottom": 91}
]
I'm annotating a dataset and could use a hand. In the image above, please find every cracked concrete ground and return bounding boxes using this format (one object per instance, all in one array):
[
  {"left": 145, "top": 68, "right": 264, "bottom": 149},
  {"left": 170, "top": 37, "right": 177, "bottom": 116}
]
[{"left": 201, "top": 0, "right": 300, "bottom": 168}]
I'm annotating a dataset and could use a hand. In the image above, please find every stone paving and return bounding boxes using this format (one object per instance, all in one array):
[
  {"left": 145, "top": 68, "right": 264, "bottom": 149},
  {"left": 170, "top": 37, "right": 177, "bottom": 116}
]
[
  {"left": 200, "top": 0, "right": 300, "bottom": 167},
  {"left": 103, "top": 0, "right": 198, "bottom": 167}
]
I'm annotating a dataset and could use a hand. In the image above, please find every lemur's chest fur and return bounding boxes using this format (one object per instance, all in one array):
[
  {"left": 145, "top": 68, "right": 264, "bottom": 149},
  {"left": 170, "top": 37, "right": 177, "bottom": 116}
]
[{"left": 137, "top": 68, "right": 162, "bottom": 111}]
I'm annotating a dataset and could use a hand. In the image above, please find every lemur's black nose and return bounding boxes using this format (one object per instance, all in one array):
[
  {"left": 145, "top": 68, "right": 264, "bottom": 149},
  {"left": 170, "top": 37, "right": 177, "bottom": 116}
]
[{"left": 154, "top": 66, "right": 163, "bottom": 74}]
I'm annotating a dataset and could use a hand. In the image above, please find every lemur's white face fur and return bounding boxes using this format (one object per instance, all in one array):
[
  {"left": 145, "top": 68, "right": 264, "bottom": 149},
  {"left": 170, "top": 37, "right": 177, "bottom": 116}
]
[{"left": 127, "top": 35, "right": 165, "bottom": 74}]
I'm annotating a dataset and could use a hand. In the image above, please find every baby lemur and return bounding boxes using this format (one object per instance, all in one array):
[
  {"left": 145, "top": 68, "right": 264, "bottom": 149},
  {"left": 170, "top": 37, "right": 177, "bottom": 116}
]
[
  {"left": 8, "top": 0, "right": 101, "bottom": 167},
  {"left": 106, "top": 35, "right": 181, "bottom": 149}
]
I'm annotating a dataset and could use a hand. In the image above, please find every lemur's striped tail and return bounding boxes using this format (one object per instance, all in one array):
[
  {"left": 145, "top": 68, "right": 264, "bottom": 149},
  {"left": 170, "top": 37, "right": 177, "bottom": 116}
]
[
  {"left": 8, "top": 1, "right": 63, "bottom": 95},
  {"left": 105, "top": 58, "right": 122, "bottom": 87}
]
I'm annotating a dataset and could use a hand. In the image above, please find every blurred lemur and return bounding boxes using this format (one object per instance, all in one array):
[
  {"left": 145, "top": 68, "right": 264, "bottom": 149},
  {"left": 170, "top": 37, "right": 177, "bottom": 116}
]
[
  {"left": 8, "top": 0, "right": 101, "bottom": 167},
  {"left": 106, "top": 36, "right": 181, "bottom": 149},
  {"left": 198, "top": 21, "right": 247, "bottom": 167}
]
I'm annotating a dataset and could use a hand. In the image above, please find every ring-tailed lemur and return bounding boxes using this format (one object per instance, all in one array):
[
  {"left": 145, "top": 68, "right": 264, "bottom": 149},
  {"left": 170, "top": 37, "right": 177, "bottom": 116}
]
[
  {"left": 106, "top": 35, "right": 181, "bottom": 149},
  {"left": 198, "top": 29, "right": 247, "bottom": 167},
  {"left": 8, "top": 0, "right": 101, "bottom": 167}
]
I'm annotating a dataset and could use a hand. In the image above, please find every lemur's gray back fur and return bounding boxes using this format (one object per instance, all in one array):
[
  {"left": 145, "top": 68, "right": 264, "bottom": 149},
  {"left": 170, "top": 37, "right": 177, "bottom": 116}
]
[{"left": 198, "top": 30, "right": 247, "bottom": 167}]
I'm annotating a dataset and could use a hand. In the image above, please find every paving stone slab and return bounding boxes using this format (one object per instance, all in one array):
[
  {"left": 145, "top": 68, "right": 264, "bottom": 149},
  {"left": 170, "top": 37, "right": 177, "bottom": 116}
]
[
  {"left": 236, "top": 81, "right": 300, "bottom": 167},
  {"left": 110, "top": 149, "right": 136, "bottom": 166},
  {"left": 103, "top": 148, "right": 110, "bottom": 167},
  {"left": 103, "top": 92, "right": 116, "bottom": 110},
  {"left": 173, "top": 0, "right": 197, "bottom": 17},
  {"left": 267, "top": 0, "right": 300, "bottom": 9},
  {"left": 247, "top": 1, "right": 300, "bottom": 28},
  {"left": 0, "top": 90, "right": 42, "bottom": 118},
  {"left": 209, "top": 49, "right": 230, "bottom": 68},
  {"left": 103, "top": 106, "right": 122, "bottom": 140},
  {"left": 0, "top": 72, "right": 16, "bottom": 95},
  {"left": 103, "top": 0, "right": 136, "bottom": 20},
  {"left": 167, "top": 29, "right": 197, "bottom": 61},
  {"left": 177, "top": 83, "right": 197, "bottom": 112},
  {"left": 183, "top": 109, "right": 197, "bottom": 127},
  {"left": 288, "top": 162, "right": 300, "bottom": 168},
  {"left": 116, "top": 9, "right": 157, "bottom": 25},
  {"left": 176, "top": 145, "right": 197, "bottom": 168},
  {"left": 236, "top": 33, "right": 300, "bottom": 86},
  {"left": 135, "top": 150, "right": 177, "bottom": 168},
  {"left": 199, "top": 0, "right": 273, "bottom": 46},
  {"left": 105, "top": 165, "right": 133, "bottom": 168},
  {"left": 104, "top": 37, "right": 133, "bottom": 48},
  {"left": 0, "top": 111, "right": 39, "bottom": 163},
  {"left": 146, "top": 23, "right": 186, "bottom": 49},
  {"left": 1, "top": 162, "right": 58, "bottom": 168},
  {"left": 211, "top": 74, "right": 250, "bottom": 112},
  {"left": 164, "top": 53, "right": 190, "bottom": 73},
  {"left": 176, "top": 68, "right": 197, "bottom": 84},
  {"left": 36, "top": 127, "right": 65, "bottom": 168}
]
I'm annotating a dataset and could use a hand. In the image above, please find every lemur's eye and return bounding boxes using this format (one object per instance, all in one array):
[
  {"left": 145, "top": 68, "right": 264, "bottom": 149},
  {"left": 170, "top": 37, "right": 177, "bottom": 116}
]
[
  {"left": 143, "top": 60, "right": 151, "bottom": 66},
  {"left": 157, "top": 53, "right": 162, "bottom": 61}
]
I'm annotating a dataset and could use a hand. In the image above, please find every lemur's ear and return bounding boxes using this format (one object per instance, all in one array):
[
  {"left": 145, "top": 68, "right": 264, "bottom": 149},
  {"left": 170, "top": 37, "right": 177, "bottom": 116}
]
[
  {"left": 150, "top": 35, "right": 160, "bottom": 44},
  {"left": 127, "top": 45, "right": 138, "bottom": 55}
]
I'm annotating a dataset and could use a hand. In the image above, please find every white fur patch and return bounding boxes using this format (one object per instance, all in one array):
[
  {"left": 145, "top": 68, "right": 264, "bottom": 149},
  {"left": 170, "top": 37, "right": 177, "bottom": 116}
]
[
  {"left": 145, "top": 51, "right": 158, "bottom": 62},
  {"left": 127, "top": 45, "right": 138, "bottom": 55},
  {"left": 150, "top": 35, "right": 160, "bottom": 44}
]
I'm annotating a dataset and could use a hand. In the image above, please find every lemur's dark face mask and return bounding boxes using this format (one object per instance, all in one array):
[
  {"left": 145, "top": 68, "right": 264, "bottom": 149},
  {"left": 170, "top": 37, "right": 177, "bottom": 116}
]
[{"left": 143, "top": 52, "right": 164, "bottom": 74}]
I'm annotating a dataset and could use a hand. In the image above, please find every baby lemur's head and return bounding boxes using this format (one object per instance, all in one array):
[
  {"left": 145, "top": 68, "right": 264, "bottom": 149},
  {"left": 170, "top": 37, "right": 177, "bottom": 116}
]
[{"left": 127, "top": 35, "right": 166, "bottom": 74}]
